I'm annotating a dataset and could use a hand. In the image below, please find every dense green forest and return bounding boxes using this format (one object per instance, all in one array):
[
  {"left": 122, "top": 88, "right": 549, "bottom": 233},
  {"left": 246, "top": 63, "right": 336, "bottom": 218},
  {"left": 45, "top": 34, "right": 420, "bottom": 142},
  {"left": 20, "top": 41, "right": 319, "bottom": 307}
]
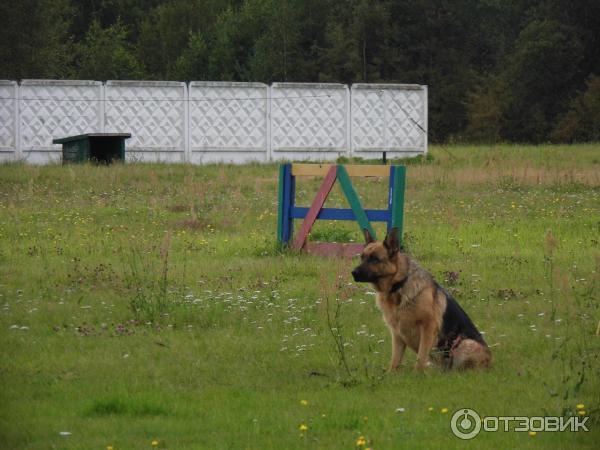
[{"left": 1, "top": 0, "right": 599, "bottom": 143}]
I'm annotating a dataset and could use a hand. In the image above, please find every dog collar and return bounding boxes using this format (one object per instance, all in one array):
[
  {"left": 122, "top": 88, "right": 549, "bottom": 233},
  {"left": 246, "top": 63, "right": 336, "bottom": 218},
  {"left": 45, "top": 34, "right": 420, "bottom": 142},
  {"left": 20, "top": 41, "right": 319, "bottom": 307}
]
[{"left": 390, "top": 277, "right": 408, "bottom": 293}]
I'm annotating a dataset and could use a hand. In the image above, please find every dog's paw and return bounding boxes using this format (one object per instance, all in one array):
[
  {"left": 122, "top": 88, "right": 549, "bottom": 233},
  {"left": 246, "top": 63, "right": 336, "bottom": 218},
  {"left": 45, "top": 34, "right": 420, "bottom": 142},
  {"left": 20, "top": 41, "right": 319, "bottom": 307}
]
[
  {"left": 387, "top": 364, "right": 403, "bottom": 373},
  {"left": 414, "top": 361, "right": 434, "bottom": 372}
]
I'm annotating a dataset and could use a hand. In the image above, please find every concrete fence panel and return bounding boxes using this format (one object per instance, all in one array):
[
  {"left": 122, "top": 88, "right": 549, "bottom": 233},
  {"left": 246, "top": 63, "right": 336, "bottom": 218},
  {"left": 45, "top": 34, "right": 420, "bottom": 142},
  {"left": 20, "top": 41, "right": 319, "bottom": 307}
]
[
  {"left": 270, "top": 83, "right": 349, "bottom": 161},
  {"left": 188, "top": 81, "right": 268, "bottom": 164},
  {"left": 104, "top": 81, "right": 187, "bottom": 162},
  {"left": 351, "top": 84, "right": 427, "bottom": 159},
  {"left": 2, "top": 80, "right": 427, "bottom": 163},
  {"left": 19, "top": 80, "right": 102, "bottom": 164},
  {"left": 0, "top": 80, "right": 18, "bottom": 162}
]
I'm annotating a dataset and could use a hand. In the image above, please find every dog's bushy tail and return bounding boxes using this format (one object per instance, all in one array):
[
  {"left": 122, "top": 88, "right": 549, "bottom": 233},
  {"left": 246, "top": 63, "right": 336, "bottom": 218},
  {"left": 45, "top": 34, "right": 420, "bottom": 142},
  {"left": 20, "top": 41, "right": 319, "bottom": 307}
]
[{"left": 451, "top": 339, "right": 491, "bottom": 370}]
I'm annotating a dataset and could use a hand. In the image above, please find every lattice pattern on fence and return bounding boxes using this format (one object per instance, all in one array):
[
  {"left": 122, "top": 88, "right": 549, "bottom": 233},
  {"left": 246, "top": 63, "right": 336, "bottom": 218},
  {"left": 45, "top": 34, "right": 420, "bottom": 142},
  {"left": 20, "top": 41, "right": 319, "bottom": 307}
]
[
  {"left": 19, "top": 80, "right": 102, "bottom": 163},
  {"left": 105, "top": 81, "right": 186, "bottom": 162},
  {"left": 351, "top": 84, "right": 427, "bottom": 159},
  {"left": 270, "top": 83, "right": 348, "bottom": 161},
  {"left": 189, "top": 82, "right": 268, "bottom": 164},
  {"left": 0, "top": 80, "right": 427, "bottom": 163},
  {"left": 0, "top": 81, "right": 17, "bottom": 161}
]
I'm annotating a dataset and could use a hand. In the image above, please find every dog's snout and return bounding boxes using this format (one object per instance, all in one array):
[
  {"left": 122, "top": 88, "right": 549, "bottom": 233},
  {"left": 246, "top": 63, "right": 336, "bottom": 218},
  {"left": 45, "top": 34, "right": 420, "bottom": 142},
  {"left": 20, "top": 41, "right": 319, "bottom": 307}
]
[{"left": 351, "top": 267, "right": 365, "bottom": 282}]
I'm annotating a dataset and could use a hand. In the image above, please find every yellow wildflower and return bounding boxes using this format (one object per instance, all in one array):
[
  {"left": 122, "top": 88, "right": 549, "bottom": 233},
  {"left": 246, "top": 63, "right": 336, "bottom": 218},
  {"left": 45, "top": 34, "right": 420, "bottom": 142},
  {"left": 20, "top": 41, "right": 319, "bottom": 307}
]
[
  {"left": 356, "top": 436, "right": 367, "bottom": 447},
  {"left": 428, "top": 407, "right": 434, "bottom": 412},
  {"left": 441, "top": 407, "right": 449, "bottom": 413},
  {"left": 529, "top": 431, "right": 537, "bottom": 437},
  {"left": 578, "top": 410, "right": 586, "bottom": 416},
  {"left": 300, "top": 399, "right": 309, "bottom": 406},
  {"left": 151, "top": 440, "right": 159, "bottom": 447},
  {"left": 576, "top": 404, "right": 585, "bottom": 410},
  {"left": 299, "top": 423, "right": 308, "bottom": 432}
]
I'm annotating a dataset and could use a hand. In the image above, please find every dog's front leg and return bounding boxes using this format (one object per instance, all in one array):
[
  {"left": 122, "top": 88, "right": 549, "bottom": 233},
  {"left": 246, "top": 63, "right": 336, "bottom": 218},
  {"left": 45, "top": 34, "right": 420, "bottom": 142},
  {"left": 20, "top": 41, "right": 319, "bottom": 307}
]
[
  {"left": 389, "top": 333, "right": 406, "bottom": 371},
  {"left": 415, "top": 321, "right": 436, "bottom": 371}
]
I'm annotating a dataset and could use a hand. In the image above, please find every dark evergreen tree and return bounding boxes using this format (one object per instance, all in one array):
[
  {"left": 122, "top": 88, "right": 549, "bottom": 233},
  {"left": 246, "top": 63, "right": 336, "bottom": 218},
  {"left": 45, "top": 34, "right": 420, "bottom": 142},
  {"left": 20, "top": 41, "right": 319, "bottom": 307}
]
[
  {"left": 77, "top": 19, "right": 143, "bottom": 80},
  {"left": 0, "top": 0, "right": 598, "bottom": 143}
]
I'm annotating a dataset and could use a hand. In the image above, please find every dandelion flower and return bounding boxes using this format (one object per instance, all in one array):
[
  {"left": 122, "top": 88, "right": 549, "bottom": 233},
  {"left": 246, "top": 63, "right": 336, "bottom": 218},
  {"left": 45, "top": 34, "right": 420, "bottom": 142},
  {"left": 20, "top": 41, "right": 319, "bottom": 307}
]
[
  {"left": 428, "top": 407, "right": 434, "bottom": 412},
  {"left": 578, "top": 410, "right": 586, "bottom": 416},
  {"left": 299, "top": 423, "right": 308, "bottom": 432},
  {"left": 300, "top": 400, "right": 309, "bottom": 406},
  {"left": 107, "top": 447, "right": 113, "bottom": 450},
  {"left": 441, "top": 408, "right": 449, "bottom": 414},
  {"left": 576, "top": 404, "right": 585, "bottom": 410},
  {"left": 529, "top": 431, "right": 537, "bottom": 437},
  {"left": 356, "top": 436, "right": 367, "bottom": 447},
  {"left": 151, "top": 440, "right": 159, "bottom": 447}
]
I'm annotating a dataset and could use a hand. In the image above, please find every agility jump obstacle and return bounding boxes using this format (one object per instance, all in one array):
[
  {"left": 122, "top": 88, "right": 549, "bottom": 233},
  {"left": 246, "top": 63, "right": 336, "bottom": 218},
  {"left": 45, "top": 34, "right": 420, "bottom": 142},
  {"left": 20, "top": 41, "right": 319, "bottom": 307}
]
[{"left": 277, "top": 163, "right": 406, "bottom": 257}]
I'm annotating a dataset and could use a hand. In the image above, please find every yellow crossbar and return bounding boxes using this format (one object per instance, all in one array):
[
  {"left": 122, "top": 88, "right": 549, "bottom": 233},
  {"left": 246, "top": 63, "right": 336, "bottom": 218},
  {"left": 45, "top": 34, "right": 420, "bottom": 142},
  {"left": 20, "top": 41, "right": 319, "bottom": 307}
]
[{"left": 291, "top": 164, "right": 390, "bottom": 177}]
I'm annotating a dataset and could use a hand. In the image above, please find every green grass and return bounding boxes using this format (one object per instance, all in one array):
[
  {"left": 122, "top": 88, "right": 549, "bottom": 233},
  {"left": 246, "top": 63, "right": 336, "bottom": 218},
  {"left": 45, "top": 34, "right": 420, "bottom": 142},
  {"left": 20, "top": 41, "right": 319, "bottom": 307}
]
[{"left": 0, "top": 144, "right": 599, "bottom": 449}]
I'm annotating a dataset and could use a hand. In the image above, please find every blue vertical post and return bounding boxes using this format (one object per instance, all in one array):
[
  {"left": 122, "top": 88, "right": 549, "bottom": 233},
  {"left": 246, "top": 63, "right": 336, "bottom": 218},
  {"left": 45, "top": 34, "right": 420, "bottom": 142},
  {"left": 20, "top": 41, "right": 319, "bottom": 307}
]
[
  {"left": 288, "top": 166, "right": 296, "bottom": 243},
  {"left": 278, "top": 163, "right": 295, "bottom": 245},
  {"left": 277, "top": 165, "right": 285, "bottom": 243}
]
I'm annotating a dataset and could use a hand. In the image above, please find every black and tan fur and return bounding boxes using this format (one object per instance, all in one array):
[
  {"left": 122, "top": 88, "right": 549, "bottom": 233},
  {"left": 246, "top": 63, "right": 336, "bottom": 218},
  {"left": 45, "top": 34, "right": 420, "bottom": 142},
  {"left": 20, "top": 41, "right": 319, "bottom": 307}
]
[{"left": 351, "top": 228, "right": 491, "bottom": 371}]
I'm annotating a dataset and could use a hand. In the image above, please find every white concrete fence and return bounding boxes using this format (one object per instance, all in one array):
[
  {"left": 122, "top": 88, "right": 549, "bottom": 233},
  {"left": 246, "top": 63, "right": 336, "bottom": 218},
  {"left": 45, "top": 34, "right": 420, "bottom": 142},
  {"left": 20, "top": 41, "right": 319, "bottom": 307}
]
[{"left": 0, "top": 80, "right": 427, "bottom": 164}]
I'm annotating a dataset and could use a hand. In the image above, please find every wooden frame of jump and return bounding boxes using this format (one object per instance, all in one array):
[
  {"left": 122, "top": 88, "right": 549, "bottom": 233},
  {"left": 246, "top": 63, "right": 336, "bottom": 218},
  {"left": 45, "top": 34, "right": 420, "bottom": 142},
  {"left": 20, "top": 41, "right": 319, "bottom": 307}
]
[{"left": 277, "top": 163, "right": 406, "bottom": 257}]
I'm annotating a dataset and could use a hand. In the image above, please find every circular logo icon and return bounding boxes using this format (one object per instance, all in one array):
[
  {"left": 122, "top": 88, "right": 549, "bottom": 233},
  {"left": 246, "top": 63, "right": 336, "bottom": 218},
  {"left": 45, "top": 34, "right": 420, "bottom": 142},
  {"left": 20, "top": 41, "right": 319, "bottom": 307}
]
[{"left": 451, "top": 408, "right": 481, "bottom": 440}]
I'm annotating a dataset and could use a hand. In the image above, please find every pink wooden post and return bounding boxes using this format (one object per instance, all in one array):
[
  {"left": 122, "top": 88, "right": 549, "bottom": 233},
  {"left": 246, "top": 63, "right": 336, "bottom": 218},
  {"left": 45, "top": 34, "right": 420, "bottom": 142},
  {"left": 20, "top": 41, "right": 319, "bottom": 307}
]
[{"left": 292, "top": 166, "right": 337, "bottom": 250}]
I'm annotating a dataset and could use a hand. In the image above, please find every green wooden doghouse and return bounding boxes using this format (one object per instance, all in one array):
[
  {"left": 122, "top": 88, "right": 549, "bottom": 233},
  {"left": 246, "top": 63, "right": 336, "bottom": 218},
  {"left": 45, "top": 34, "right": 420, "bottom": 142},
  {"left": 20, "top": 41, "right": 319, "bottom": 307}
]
[{"left": 53, "top": 133, "right": 131, "bottom": 164}]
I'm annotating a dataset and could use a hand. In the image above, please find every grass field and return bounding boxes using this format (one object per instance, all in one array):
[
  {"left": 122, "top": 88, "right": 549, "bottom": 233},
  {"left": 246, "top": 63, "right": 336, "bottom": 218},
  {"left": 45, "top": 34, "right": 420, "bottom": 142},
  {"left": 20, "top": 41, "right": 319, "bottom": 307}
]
[{"left": 0, "top": 144, "right": 599, "bottom": 449}]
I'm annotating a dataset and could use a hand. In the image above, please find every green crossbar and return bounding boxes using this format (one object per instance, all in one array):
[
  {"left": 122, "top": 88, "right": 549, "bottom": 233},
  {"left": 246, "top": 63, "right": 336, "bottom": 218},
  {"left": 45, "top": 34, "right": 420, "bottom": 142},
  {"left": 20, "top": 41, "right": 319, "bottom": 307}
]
[{"left": 336, "top": 165, "right": 377, "bottom": 239}]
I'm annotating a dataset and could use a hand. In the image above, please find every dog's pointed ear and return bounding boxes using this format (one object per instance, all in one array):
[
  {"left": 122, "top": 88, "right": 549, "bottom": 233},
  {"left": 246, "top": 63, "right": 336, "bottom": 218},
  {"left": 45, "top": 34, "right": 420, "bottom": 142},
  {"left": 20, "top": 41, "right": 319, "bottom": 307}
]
[
  {"left": 383, "top": 227, "right": 400, "bottom": 257},
  {"left": 363, "top": 228, "right": 375, "bottom": 245}
]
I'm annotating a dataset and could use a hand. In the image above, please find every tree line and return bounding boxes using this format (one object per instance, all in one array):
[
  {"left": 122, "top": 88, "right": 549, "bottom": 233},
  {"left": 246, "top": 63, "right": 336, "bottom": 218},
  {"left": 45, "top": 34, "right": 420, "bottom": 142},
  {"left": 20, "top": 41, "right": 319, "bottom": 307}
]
[{"left": 1, "top": 0, "right": 599, "bottom": 143}]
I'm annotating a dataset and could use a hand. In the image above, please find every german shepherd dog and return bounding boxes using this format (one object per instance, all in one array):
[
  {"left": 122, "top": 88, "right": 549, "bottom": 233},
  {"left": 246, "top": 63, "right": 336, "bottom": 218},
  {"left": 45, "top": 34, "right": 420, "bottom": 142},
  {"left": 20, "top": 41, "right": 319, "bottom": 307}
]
[{"left": 351, "top": 228, "right": 491, "bottom": 371}]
